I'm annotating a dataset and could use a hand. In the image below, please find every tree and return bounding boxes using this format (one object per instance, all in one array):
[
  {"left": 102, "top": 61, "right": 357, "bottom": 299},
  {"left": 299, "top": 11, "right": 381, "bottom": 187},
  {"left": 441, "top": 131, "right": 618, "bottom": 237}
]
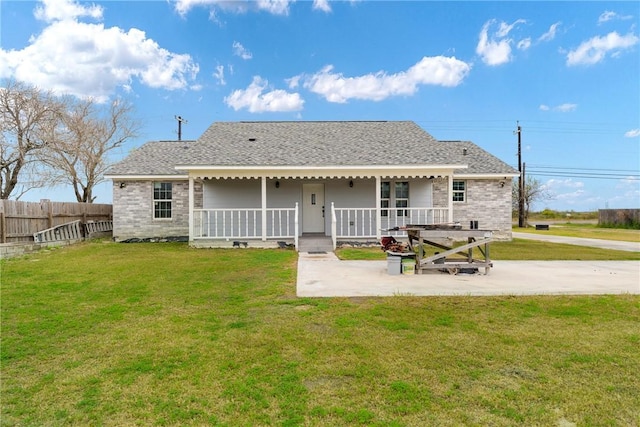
[
  {"left": 41, "top": 97, "right": 139, "bottom": 203},
  {"left": 0, "top": 80, "right": 62, "bottom": 199},
  {"left": 512, "top": 176, "right": 554, "bottom": 226}
]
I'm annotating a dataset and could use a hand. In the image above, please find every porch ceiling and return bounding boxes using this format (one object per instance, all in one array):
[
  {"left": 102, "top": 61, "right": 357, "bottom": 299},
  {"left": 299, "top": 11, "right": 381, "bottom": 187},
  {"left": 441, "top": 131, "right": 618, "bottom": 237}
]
[{"left": 176, "top": 165, "right": 466, "bottom": 180}]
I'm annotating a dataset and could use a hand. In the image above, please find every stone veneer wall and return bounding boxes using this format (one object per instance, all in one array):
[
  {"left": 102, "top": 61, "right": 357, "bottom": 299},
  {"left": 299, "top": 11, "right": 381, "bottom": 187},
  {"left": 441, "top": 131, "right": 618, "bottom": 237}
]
[
  {"left": 432, "top": 178, "right": 513, "bottom": 239},
  {"left": 112, "top": 180, "right": 203, "bottom": 241}
]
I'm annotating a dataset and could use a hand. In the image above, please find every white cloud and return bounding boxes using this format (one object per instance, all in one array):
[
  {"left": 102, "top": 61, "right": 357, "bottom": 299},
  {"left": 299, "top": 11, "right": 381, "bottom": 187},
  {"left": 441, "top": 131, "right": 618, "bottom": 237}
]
[
  {"left": 297, "top": 56, "right": 471, "bottom": 103},
  {"left": 0, "top": 0, "right": 199, "bottom": 102},
  {"left": 213, "top": 65, "right": 225, "bottom": 85},
  {"left": 286, "top": 75, "right": 301, "bottom": 89},
  {"left": 539, "top": 103, "right": 577, "bottom": 112},
  {"left": 598, "top": 11, "right": 633, "bottom": 25},
  {"left": 476, "top": 19, "right": 527, "bottom": 66},
  {"left": 617, "top": 176, "right": 639, "bottom": 187},
  {"left": 539, "top": 22, "right": 561, "bottom": 42},
  {"left": 598, "top": 11, "right": 617, "bottom": 24},
  {"left": 232, "top": 41, "right": 252, "bottom": 60},
  {"left": 545, "top": 178, "right": 585, "bottom": 203},
  {"left": 313, "top": 0, "right": 331, "bottom": 13},
  {"left": 555, "top": 103, "right": 577, "bottom": 112},
  {"left": 224, "top": 76, "right": 304, "bottom": 112},
  {"left": 614, "top": 177, "right": 640, "bottom": 203},
  {"left": 497, "top": 19, "right": 526, "bottom": 37},
  {"left": 517, "top": 38, "right": 531, "bottom": 50},
  {"left": 175, "top": 0, "right": 293, "bottom": 16},
  {"left": 175, "top": 0, "right": 244, "bottom": 17},
  {"left": 34, "top": 0, "right": 102, "bottom": 22},
  {"left": 624, "top": 129, "right": 640, "bottom": 138},
  {"left": 256, "top": 0, "right": 293, "bottom": 15},
  {"left": 555, "top": 190, "right": 586, "bottom": 202},
  {"left": 566, "top": 31, "right": 639, "bottom": 66},
  {"left": 546, "top": 179, "right": 584, "bottom": 190}
]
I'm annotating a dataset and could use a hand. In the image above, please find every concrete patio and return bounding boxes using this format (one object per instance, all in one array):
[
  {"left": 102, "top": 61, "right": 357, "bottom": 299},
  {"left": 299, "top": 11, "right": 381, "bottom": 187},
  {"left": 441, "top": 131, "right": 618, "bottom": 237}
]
[{"left": 296, "top": 252, "right": 640, "bottom": 297}]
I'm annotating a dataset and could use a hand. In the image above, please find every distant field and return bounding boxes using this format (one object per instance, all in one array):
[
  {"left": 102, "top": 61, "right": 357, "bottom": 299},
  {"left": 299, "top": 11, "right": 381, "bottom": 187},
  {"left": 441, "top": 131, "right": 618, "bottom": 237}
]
[{"left": 514, "top": 222, "right": 640, "bottom": 242}]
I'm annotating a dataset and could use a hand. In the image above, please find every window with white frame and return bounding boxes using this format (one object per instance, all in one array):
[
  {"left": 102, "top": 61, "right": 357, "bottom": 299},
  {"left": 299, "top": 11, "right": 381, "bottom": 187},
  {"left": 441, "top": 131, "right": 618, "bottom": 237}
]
[
  {"left": 380, "top": 181, "right": 390, "bottom": 217},
  {"left": 153, "top": 182, "right": 172, "bottom": 219},
  {"left": 381, "top": 181, "right": 409, "bottom": 216},
  {"left": 395, "top": 181, "right": 409, "bottom": 216},
  {"left": 453, "top": 180, "right": 466, "bottom": 202}
]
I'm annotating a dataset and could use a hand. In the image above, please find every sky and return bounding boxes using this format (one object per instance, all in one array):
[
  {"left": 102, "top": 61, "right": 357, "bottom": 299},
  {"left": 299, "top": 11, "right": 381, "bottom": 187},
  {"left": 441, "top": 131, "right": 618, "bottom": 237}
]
[{"left": 1, "top": 0, "right": 639, "bottom": 211}]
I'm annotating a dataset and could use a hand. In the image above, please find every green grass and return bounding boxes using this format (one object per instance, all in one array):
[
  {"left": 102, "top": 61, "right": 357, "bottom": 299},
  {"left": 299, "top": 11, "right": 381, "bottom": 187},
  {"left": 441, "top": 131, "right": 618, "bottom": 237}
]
[
  {"left": 2, "top": 242, "right": 640, "bottom": 426},
  {"left": 338, "top": 239, "right": 640, "bottom": 261},
  {"left": 515, "top": 222, "right": 640, "bottom": 242}
]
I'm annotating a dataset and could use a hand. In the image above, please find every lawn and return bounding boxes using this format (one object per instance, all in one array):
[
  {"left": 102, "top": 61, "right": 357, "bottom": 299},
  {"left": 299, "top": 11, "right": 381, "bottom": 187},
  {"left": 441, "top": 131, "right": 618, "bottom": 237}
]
[{"left": 2, "top": 242, "right": 639, "bottom": 426}]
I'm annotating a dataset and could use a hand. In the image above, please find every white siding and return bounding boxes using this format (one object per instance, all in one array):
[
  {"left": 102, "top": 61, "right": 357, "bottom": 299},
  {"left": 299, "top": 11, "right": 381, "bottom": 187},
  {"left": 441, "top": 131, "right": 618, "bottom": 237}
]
[
  {"left": 203, "top": 178, "right": 303, "bottom": 209},
  {"left": 326, "top": 179, "right": 376, "bottom": 209}
]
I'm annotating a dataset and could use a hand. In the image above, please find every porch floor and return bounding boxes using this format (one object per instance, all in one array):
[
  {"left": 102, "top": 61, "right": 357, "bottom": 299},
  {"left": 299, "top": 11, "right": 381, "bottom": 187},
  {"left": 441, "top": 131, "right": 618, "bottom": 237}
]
[{"left": 297, "top": 233, "right": 333, "bottom": 253}]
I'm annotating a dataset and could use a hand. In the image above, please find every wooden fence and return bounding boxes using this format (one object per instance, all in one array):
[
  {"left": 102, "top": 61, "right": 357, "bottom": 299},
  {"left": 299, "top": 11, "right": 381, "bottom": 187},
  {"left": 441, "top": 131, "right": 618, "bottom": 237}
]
[
  {"left": 0, "top": 200, "right": 112, "bottom": 243},
  {"left": 598, "top": 209, "right": 640, "bottom": 228}
]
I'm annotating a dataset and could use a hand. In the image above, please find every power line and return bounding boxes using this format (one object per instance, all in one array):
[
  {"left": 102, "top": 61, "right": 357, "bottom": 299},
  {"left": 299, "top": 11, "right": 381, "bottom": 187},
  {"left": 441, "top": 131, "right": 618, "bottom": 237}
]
[
  {"left": 414, "top": 119, "right": 635, "bottom": 136},
  {"left": 527, "top": 164, "right": 640, "bottom": 173},
  {"left": 525, "top": 163, "right": 639, "bottom": 180},
  {"left": 527, "top": 172, "right": 639, "bottom": 181}
]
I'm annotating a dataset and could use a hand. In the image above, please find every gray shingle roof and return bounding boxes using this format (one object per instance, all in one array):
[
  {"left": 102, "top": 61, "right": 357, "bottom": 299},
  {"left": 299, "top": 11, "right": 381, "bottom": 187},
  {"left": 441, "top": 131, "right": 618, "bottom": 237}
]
[{"left": 106, "top": 121, "right": 517, "bottom": 176}]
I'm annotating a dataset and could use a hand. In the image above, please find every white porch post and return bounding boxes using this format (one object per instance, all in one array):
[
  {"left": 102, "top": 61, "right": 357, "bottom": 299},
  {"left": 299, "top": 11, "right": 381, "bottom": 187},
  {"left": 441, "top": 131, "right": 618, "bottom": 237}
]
[
  {"left": 188, "top": 176, "right": 194, "bottom": 242},
  {"left": 330, "top": 202, "right": 337, "bottom": 250},
  {"left": 375, "top": 175, "right": 381, "bottom": 241},
  {"left": 448, "top": 173, "right": 454, "bottom": 223},
  {"left": 261, "top": 176, "right": 267, "bottom": 241},
  {"left": 294, "top": 202, "right": 299, "bottom": 250}
]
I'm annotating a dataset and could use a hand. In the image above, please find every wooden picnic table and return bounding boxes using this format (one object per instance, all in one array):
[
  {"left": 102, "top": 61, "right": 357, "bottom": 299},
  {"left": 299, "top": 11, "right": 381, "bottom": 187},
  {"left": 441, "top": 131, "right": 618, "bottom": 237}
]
[{"left": 404, "top": 226, "right": 493, "bottom": 275}]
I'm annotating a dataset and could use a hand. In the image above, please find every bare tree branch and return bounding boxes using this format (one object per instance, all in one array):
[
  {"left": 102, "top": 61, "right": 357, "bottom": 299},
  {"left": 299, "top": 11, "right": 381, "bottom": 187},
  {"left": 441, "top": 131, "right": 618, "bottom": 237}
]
[
  {"left": 0, "top": 79, "right": 62, "bottom": 199},
  {"left": 41, "top": 97, "right": 140, "bottom": 202},
  {"left": 512, "top": 176, "right": 554, "bottom": 225}
]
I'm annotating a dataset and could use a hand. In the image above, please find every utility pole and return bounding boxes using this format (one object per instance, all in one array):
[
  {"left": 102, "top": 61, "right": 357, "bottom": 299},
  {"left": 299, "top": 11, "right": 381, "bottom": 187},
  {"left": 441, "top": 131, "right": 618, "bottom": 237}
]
[
  {"left": 516, "top": 122, "right": 525, "bottom": 228},
  {"left": 522, "top": 162, "right": 526, "bottom": 226},
  {"left": 175, "top": 115, "right": 187, "bottom": 141}
]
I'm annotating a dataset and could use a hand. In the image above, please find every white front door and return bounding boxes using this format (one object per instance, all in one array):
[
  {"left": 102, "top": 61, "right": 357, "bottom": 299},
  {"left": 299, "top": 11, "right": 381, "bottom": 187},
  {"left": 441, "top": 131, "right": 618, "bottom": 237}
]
[{"left": 302, "top": 183, "right": 325, "bottom": 233}]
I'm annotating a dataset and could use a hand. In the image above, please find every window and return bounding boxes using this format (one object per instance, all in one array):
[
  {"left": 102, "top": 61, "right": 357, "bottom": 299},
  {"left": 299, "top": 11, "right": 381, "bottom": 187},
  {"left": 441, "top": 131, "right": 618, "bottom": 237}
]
[
  {"left": 453, "top": 180, "right": 466, "bottom": 202},
  {"left": 380, "top": 181, "right": 390, "bottom": 217},
  {"left": 153, "top": 182, "right": 172, "bottom": 219},
  {"left": 395, "top": 181, "right": 409, "bottom": 216},
  {"left": 380, "top": 181, "right": 409, "bottom": 216}
]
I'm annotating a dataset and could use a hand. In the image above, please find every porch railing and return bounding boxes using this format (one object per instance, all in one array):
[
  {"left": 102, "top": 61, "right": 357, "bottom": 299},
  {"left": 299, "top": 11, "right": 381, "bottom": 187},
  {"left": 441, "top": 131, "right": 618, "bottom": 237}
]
[
  {"left": 331, "top": 205, "right": 449, "bottom": 239},
  {"left": 193, "top": 206, "right": 298, "bottom": 240}
]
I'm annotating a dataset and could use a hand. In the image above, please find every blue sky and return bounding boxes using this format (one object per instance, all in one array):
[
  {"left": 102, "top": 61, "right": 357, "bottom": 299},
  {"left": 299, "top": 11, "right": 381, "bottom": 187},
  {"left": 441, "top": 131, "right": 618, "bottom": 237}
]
[{"left": 1, "top": 0, "right": 639, "bottom": 211}]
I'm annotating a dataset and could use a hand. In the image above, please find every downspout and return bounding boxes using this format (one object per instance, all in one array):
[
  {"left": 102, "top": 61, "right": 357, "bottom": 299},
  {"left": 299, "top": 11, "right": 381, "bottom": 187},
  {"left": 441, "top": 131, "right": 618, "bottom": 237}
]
[
  {"left": 375, "top": 175, "right": 381, "bottom": 241},
  {"left": 188, "top": 176, "right": 194, "bottom": 243},
  {"left": 261, "top": 176, "right": 267, "bottom": 241}
]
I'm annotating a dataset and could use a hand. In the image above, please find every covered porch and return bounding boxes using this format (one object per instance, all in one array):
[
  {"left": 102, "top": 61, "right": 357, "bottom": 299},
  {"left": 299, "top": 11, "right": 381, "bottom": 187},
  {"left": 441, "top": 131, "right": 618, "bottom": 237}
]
[{"left": 182, "top": 165, "right": 461, "bottom": 251}]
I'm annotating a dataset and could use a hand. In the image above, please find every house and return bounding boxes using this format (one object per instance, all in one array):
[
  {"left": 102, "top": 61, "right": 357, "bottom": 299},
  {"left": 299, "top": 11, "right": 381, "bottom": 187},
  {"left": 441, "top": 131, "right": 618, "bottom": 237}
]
[{"left": 105, "top": 121, "right": 518, "bottom": 249}]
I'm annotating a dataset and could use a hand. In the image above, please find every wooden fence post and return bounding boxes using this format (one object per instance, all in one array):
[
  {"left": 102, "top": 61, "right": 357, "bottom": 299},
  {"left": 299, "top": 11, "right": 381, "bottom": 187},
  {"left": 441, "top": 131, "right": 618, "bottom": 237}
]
[
  {"left": 47, "top": 200, "right": 53, "bottom": 229},
  {"left": 1, "top": 212, "right": 6, "bottom": 244}
]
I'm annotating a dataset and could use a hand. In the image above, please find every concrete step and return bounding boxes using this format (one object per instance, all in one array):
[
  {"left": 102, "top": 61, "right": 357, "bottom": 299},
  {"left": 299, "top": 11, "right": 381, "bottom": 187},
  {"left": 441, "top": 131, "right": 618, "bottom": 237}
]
[{"left": 298, "top": 236, "right": 333, "bottom": 253}]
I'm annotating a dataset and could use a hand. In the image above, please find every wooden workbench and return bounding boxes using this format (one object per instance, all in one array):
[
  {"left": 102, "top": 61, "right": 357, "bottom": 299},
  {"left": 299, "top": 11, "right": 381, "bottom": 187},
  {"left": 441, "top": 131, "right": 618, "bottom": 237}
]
[{"left": 405, "top": 226, "right": 493, "bottom": 275}]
